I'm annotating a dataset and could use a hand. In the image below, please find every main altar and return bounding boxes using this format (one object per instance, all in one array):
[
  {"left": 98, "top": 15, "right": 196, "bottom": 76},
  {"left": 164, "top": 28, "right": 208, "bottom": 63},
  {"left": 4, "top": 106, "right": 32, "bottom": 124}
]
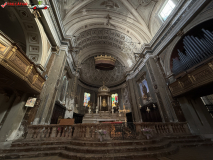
[{"left": 82, "top": 83, "right": 126, "bottom": 123}]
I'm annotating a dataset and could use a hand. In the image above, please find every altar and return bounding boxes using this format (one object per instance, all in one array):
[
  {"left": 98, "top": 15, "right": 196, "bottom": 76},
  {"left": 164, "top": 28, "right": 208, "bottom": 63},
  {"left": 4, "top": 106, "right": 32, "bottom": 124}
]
[{"left": 82, "top": 83, "right": 126, "bottom": 123}]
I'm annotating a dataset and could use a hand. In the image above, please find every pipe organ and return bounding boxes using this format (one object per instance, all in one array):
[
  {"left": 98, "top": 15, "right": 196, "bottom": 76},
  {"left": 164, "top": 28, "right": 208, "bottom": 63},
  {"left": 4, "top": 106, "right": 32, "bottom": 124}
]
[{"left": 172, "top": 29, "right": 213, "bottom": 75}]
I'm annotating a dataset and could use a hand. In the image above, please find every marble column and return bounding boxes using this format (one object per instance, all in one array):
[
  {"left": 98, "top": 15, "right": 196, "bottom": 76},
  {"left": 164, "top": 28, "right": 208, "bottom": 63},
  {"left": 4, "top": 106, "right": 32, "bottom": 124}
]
[
  {"left": 100, "top": 96, "right": 102, "bottom": 111},
  {"left": 97, "top": 96, "right": 99, "bottom": 109},
  {"left": 33, "top": 50, "right": 67, "bottom": 125},
  {"left": 107, "top": 96, "right": 109, "bottom": 111},
  {"left": 126, "top": 78, "right": 142, "bottom": 122},
  {"left": 110, "top": 96, "right": 112, "bottom": 109},
  {"left": 0, "top": 92, "right": 16, "bottom": 124},
  {"left": 178, "top": 96, "right": 213, "bottom": 138},
  {"left": 147, "top": 58, "right": 178, "bottom": 122}
]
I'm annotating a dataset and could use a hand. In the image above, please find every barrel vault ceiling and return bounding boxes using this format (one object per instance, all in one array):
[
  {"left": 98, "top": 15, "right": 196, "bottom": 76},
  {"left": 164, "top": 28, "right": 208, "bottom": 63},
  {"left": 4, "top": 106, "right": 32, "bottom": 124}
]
[{"left": 57, "top": 0, "right": 165, "bottom": 86}]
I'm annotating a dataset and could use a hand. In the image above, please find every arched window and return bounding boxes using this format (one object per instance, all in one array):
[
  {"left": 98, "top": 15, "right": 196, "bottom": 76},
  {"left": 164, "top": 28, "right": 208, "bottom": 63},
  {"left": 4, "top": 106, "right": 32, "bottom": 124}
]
[
  {"left": 83, "top": 92, "right": 91, "bottom": 106},
  {"left": 159, "top": 0, "right": 176, "bottom": 21},
  {"left": 111, "top": 93, "right": 118, "bottom": 107}
]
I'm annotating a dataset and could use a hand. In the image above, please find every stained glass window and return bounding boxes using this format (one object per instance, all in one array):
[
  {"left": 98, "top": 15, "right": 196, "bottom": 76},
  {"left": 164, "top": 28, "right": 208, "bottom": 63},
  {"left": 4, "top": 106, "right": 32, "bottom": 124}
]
[
  {"left": 83, "top": 92, "right": 90, "bottom": 106},
  {"left": 112, "top": 93, "right": 118, "bottom": 107},
  {"left": 160, "top": 0, "right": 176, "bottom": 21}
]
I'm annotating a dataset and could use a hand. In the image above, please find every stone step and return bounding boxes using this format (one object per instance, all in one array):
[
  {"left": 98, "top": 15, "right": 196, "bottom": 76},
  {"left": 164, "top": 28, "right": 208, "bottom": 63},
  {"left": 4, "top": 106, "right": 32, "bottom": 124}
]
[
  {"left": 176, "top": 141, "right": 213, "bottom": 147},
  {"left": 0, "top": 145, "right": 66, "bottom": 154},
  {"left": 0, "top": 141, "right": 171, "bottom": 154},
  {"left": 0, "top": 150, "right": 61, "bottom": 159},
  {"left": 170, "top": 138, "right": 208, "bottom": 143},
  {"left": 65, "top": 141, "right": 172, "bottom": 154},
  {"left": 60, "top": 145, "right": 179, "bottom": 160},
  {"left": 11, "top": 137, "right": 165, "bottom": 147},
  {"left": 69, "top": 138, "right": 165, "bottom": 147},
  {"left": 11, "top": 140, "right": 70, "bottom": 147},
  {"left": 164, "top": 135, "right": 200, "bottom": 139},
  {"left": 0, "top": 145, "right": 178, "bottom": 160}
]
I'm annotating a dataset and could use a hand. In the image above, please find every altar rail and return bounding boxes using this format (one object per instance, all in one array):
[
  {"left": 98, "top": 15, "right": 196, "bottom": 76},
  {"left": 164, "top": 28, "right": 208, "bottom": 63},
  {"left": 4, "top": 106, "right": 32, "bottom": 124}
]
[{"left": 24, "top": 122, "right": 191, "bottom": 141}]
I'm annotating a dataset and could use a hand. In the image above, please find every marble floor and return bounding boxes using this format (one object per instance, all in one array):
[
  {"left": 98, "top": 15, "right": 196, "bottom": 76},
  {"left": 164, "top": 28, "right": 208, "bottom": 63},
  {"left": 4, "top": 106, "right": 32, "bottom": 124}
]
[{"left": 6, "top": 146, "right": 213, "bottom": 160}]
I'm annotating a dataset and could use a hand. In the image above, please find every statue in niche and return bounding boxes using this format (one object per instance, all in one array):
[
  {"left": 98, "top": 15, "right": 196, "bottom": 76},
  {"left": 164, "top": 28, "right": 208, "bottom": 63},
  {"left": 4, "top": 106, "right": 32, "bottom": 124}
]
[
  {"left": 142, "top": 83, "right": 148, "bottom": 99},
  {"left": 102, "top": 98, "right": 107, "bottom": 107},
  {"left": 101, "top": 98, "right": 108, "bottom": 111}
]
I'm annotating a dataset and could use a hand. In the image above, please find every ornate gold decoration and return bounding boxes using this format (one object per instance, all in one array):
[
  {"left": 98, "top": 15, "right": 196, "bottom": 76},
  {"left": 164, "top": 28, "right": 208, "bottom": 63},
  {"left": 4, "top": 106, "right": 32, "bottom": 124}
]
[
  {"left": 169, "top": 59, "right": 213, "bottom": 97},
  {"left": 208, "top": 62, "right": 213, "bottom": 71},
  {"left": 0, "top": 43, "right": 7, "bottom": 55},
  {"left": 102, "top": 98, "right": 107, "bottom": 107},
  {"left": 95, "top": 55, "right": 116, "bottom": 62},
  {"left": 0, "top": 32, "right": 45, "bottom": 94},
  {"left": 177, "top": 30, "right": 184, "bottom": 37},
  {"left": 32, "top": 10, "right": 41, "bottom": 18},
  {"left": 94, "top": 55, "right": 116, "bottom": 70},
  {"left": 119, "top": 105, "right": 130, "bottom": 113}
]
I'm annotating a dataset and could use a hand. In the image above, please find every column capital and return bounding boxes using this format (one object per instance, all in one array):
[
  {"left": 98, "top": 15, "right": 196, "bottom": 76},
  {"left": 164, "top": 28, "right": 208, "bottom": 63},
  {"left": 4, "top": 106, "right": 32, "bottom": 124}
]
[{"left": 126, "top": 71, "right": 135, "bottom": 81}]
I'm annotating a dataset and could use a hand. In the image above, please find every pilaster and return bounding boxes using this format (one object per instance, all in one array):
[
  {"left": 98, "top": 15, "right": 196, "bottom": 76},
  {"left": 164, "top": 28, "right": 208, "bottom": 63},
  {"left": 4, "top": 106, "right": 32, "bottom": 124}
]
[
  {"left": 33, "top": 50, "right": 67, "bottom": 125},
  {"left": 126, "top": 78, "right": 142, "bottom": 122},
  {"left": 146, "top": 57, "right": 178, "bottom": 122}
]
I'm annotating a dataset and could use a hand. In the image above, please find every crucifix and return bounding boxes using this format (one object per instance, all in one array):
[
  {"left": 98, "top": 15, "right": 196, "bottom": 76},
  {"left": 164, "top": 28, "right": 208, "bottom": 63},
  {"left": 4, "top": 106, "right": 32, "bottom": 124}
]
[{"left": 119, "top": 105, "right": 130, "bottom": 123}]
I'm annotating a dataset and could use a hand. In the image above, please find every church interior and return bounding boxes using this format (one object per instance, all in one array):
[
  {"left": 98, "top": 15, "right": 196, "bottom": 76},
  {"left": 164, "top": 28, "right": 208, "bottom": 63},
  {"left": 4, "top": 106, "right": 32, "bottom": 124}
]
[{"left": 1, "top": 0, "right": 213, "bottom": 159}]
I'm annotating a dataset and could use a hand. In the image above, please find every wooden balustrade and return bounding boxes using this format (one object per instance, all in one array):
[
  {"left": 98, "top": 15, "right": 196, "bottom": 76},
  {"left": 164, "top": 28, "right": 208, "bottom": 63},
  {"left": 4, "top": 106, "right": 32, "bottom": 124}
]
[{"left": 24, "top": 122, "right": 191, "bottom": 141}]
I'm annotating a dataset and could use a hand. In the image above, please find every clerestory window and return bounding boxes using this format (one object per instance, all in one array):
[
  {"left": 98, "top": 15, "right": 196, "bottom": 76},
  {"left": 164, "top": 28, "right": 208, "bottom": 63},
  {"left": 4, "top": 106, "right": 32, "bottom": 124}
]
[{"left": 159, "top": 0, "right": 176, "bottom": 21}]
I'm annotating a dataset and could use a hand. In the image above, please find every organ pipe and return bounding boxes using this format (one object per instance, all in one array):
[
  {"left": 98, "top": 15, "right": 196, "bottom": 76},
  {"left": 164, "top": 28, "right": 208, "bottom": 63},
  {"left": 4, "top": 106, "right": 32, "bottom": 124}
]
[{"left": 172, "top": 29, "right": 213, "bottom": 75}]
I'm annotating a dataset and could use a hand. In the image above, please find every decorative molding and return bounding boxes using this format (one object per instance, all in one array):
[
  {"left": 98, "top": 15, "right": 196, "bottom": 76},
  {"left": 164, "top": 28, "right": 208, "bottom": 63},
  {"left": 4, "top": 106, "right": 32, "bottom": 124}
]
[
  {"left": 0, "top": 33, "right": 45, "bottom": 94},
  {"left": 169, "top": 60, "right": 213, "bottom": 97}
]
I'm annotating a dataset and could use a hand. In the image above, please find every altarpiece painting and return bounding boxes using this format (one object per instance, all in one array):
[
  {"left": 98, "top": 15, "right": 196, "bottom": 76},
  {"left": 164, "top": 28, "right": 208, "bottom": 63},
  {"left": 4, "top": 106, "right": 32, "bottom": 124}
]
[{"left": 139, "top": 79, "right": 151, "bottom": 104}]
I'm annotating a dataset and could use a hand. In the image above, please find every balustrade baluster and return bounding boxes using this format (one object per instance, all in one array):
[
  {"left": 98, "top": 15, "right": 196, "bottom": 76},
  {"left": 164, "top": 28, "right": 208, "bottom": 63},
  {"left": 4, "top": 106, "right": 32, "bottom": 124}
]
[
  {"left": 61, "top": 126, "right": 66, "bottom": 137},
  {"left": 57, "top": 126, "right": 61, "bottom": 138},
  {"left": 46, "top": 127, "right": 50, "bottom": 138},
  {"left": 26, "top": 127, "right": 34, "bottom": 140},
  {"left": 163, "top": 124, "right": 168, "bottom": 134},
  {"left": 32, "top": 127, "right": 38, "bottom": 139},
  {"left": 41, "top": 127, "right": 45, "bottom": 138},
  {"left": 36, "top": 127, "right": 42, "bottom": 139}
]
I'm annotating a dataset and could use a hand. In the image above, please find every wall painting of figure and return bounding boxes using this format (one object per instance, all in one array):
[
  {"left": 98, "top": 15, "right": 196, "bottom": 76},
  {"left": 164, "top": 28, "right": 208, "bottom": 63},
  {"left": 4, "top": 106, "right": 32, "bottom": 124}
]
[{"left": 139, "top": 79, "right": 151, "bottom": 104}]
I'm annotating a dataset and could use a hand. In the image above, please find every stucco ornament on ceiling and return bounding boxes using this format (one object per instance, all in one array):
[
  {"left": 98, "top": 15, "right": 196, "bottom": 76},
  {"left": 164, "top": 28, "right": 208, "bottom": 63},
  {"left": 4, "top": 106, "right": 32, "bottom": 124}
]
[
  {"left": 138, "top": 0, "right": 156, "bottom": 6},
  {"left": 74, "top": 28, "right": 138, "bottom": 62},
  {"left": 100, "top": 0, "right": 119, "bottom": 9},
  {"left": 80, "top": 57, "right": 125, "bottom": 87}
]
